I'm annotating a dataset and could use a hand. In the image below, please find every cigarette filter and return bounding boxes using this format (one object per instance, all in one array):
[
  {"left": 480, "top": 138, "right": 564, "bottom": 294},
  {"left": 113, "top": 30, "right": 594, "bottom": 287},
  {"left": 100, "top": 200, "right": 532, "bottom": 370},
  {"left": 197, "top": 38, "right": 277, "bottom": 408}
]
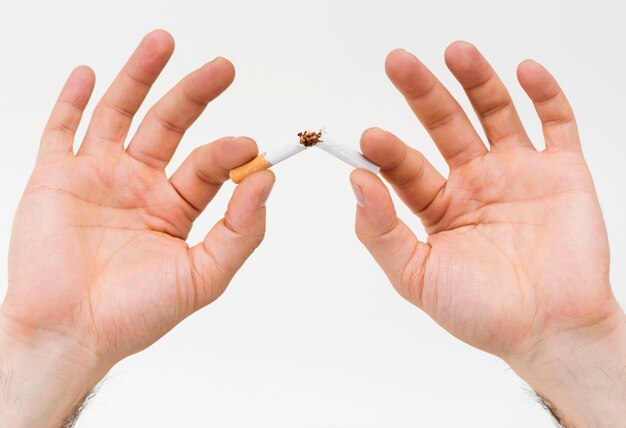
[
  {"left": 229, "top": 129, "right": 380, "bottom": 183},
  {"left": 229, "top": 141, "right": 304, "bottom": 183}
]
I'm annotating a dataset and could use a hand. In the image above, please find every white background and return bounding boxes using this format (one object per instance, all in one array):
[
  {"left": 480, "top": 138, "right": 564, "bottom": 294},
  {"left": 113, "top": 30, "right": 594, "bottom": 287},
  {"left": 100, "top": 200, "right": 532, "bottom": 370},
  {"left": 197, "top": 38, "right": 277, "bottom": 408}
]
[{"left": 1, "top": 0, "right": 625, "bottom": 426}]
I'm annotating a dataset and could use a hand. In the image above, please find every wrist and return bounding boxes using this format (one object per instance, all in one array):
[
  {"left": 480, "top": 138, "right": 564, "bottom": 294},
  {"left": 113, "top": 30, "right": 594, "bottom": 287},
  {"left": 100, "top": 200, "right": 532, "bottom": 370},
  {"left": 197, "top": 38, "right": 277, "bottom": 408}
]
[
  {"left": 509, "top": 305, "right": 626, "bottom": 427},
  {"left": 0, "top": 309, "right": 111, "bottom": 427}
]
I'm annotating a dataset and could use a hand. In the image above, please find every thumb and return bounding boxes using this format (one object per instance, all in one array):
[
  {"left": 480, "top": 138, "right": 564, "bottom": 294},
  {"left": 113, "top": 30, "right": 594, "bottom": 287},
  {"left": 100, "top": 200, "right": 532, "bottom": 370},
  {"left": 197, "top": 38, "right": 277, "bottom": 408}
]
[
  {"left": 350, "top": 169, "right": 431, "bottom": 306},
  {"left": 188, "top": 170, "right": 275, "bottom": 309}
]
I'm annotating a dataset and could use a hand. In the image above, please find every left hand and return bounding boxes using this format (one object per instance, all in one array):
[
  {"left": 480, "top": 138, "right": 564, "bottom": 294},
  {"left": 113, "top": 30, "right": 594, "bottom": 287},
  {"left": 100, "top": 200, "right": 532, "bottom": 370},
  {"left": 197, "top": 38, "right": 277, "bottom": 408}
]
[{"left": 1, "top": 30, "right": 274, "bottom": 427}]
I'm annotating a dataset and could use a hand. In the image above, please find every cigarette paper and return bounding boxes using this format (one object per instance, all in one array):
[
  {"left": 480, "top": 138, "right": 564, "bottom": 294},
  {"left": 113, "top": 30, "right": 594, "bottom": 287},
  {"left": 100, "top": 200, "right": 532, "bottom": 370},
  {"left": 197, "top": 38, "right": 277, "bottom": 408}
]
[
  {"left": 265, "top": 142, "right": 305, "bottom": 165},
  {"left": 316, "top": 133, "right": 380, "bottom": 175},
  {"left": 228, "top": 129, "right": 380, "bottom": 183},
  {"left": 229, "top": 139, "right": 304, "bottom": 184}
]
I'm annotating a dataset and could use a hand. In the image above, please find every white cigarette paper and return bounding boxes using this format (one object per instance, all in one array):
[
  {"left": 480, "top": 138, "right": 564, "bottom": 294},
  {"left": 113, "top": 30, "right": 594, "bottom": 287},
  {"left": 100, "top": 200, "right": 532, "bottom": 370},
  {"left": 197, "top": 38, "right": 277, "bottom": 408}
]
[
  {"left": 316, "top": 132, "right": 380, "bottom": 174},
  {"left": 264, "top": 139, "right": 305, "bottom": 166},
  {"left": 230, "top": 137, "right": 306, "bottom": 183},
  {"left": 229, "top": 129, "right": 380, "bottom": 183}
]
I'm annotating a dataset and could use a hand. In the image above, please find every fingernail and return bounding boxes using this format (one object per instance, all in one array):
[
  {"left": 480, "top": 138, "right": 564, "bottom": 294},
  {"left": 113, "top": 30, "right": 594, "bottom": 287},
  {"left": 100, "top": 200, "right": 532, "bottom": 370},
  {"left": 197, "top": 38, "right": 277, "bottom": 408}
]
[
  {"left": 260, "top": 182, "right": 274, "bottom": 208},
  {"left": 351, "top": 182, "right": 365, "bottom": 207}
]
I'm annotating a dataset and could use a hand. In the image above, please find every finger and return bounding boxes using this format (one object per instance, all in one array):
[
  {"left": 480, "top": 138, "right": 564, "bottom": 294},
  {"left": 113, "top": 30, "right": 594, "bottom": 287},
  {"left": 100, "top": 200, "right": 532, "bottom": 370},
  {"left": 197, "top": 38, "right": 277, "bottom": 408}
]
[
  {"left": 126, "top": 58, "right": 236, "bottom": 169},
  {"left": 187, "top": 170, "right": 275, "bottom": 309},
  {"left": 385, "top": 49, "right": 487, "bottom": 167},
  {"left": 169, "top": 137, "right": 258, "bottom": 215},
  {"left": 40, "top": 66, "right": 95, "bottom": 158},
  {"left": 79, "top": 30, "right": 174, "bottom": 154},
  {"left": 360, "top": 127, "right": 445, "bottom": 215},
  {"left": 350, "top": 169, "right": 431, "bottom": 306},
  {"left": 517, "top": 60, "right": 580, "bottom": 152},
  {"left": 444, "top": 41, "right": 532, "bottom": 150}
]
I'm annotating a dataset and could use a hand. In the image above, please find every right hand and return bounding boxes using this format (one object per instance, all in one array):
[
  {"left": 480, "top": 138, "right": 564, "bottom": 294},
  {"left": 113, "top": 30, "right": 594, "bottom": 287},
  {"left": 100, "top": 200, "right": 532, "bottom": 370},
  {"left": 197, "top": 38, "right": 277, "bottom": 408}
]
[{"left": 351, "top": 42, "right": 626, "bottom": 426}]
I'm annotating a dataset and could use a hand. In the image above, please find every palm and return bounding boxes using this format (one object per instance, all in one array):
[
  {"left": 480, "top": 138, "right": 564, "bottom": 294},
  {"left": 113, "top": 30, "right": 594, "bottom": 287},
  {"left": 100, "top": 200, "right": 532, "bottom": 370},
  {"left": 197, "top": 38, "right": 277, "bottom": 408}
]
[
  {"left": 12, "top": 154, "right": 193, "bottom": 356},
  {"left": 419, "top": 150, "right": 608, "bottom": 356},
  {"left": 4, "top": 31, "right": 273, "bottom": 363},
  {"left": 354, "top": 43, "right": 615, "bottom": 361}
]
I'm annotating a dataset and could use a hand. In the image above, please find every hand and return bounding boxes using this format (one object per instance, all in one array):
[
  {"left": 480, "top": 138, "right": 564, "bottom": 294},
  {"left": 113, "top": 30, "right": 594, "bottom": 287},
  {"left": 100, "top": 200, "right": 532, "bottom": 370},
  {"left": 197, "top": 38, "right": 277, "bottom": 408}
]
[
  {"left": 351, "top": 42, "right": 626, "bottom": 426},
  {"left": 0, "top": 30, "right": 274, "bottom": 426}
]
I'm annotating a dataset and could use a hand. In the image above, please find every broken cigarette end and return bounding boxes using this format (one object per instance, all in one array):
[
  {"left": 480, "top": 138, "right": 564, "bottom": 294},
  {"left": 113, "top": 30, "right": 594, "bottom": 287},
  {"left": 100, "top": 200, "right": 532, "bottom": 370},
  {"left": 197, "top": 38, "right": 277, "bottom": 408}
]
[
  {"left": 229, "top": 153, "right": 272, "bottom": 184},
  {"left": 298, "top": 130, "right": 323, "bottom": 147}
]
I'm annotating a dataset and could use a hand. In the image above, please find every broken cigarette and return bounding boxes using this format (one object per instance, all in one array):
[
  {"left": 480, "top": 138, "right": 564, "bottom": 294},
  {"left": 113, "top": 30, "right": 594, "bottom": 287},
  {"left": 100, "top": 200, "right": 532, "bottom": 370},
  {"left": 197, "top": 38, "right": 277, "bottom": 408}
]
[
  {"left": 229, "top": 139, "right": 305, "bottom": 184},
  {"left": 228, "top": 129, "right": 380, "bottom": 183},
  {"left": 316, "top": 129, "right": 380, "bottom": 174}
]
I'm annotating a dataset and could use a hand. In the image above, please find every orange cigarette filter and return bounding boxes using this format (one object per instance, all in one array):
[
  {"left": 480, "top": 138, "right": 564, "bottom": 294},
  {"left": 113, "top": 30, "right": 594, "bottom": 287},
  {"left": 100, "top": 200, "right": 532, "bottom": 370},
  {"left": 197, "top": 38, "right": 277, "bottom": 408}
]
[
  {"left": 229, "top": 135, "right": 312, "bottom": 183},
  {"left": 229, "top": 153, "right": 272, "bottom": 184},
  {"left": 227, "top": 130, "right": 381, "bottom": 184}
]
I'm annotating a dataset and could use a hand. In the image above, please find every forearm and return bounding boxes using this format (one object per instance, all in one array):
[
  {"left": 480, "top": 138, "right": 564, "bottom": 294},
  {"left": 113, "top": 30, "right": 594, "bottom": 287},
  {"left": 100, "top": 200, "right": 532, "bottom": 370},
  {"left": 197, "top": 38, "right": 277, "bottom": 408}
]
[
  {"left": 0, "top": 314, "right": 109, "bottom": 428},
  {"left": 510, "top": 309, "right": 626, "bottom": 427}
]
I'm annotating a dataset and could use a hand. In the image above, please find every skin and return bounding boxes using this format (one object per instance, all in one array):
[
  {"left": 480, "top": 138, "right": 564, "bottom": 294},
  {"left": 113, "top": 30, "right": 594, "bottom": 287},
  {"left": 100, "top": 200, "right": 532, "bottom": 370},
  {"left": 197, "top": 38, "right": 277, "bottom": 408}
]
[
  {"left": 0, "top": 30, "right": 624, "bottom": 427},
  {"left": 350, "top": 42, "right": 626, "bottom": 426},
  {"left": 0, "top": 30, "right": 275, "bottom": 426}
]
